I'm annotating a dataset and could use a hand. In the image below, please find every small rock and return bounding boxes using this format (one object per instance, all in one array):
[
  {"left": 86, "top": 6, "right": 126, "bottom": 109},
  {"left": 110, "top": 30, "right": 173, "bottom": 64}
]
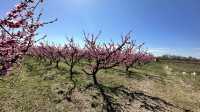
[
  {"left": 191, "top": 72, "right": 196, "bottom": 76},
  {"left": 182, "top": 72, "right": 186, "bottom": 75}
]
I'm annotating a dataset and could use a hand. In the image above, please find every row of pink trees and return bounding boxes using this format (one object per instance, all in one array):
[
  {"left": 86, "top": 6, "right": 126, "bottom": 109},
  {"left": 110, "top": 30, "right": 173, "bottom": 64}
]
[
  {"left": 28, "top": 32, "right": 155, "bottom": 111},
  {"left": 30, "top": 42, "right": 62, "bottom": 67},
  {"left": 29, "top": 34, "right": 155, "bottom": 77},
  {"left": 0, "top": 0, "right": 56, "bottom": 76}
]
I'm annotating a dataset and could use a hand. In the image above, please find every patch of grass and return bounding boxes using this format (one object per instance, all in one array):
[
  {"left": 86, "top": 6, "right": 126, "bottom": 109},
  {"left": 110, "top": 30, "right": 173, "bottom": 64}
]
[{"left": 0, "top": 57, "right": 199, "bottom": 112}]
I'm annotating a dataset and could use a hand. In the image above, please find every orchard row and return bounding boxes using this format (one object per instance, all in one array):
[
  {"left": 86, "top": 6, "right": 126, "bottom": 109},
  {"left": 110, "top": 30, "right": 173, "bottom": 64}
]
[{"left": 27, "top": 33, "right": 155, "bottom": 111}]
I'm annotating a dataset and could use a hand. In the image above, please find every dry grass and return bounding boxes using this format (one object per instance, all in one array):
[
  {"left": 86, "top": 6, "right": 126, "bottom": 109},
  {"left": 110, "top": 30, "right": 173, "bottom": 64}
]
[{"left": 0, "top": 57, "right": 199, "bottom": 112}]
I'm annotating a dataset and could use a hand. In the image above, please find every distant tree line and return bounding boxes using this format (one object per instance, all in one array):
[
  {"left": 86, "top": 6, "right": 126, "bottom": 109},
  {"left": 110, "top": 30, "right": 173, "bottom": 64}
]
[{"left": 158, "top": 54, "right": 199, "bottom": 62}]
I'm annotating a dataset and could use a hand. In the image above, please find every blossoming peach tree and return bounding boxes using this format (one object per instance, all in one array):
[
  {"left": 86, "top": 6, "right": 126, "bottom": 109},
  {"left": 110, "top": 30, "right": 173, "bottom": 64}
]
[
  {"left": 0, "top": 0, "right": 56, "bottom": 76},
  {"left": 82, "top": 32, "right": 132, "bottom": 111}
]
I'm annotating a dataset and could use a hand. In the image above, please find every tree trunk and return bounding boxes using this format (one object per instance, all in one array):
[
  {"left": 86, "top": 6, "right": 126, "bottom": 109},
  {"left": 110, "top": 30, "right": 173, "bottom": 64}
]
[
  {"left": 56, "top": 60, "right": 59, "bottom": 68},
  {"left": 49, "top": 60, "right": 52, "bottom": 65},
  {"left": 125, "top": 66, "right": 129, "bottom": 73},
  {"left": 69, "top": 64, "right": 74, "bottom": 81},
  {"left": 0, "top": 65, "right": 7, "bottom": 76}
]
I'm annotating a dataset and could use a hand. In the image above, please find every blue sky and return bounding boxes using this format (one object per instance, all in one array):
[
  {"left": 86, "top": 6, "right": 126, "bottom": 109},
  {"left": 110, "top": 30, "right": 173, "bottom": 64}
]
[{"left": 1, "top": 0, "right": 200, "bottom": 58}]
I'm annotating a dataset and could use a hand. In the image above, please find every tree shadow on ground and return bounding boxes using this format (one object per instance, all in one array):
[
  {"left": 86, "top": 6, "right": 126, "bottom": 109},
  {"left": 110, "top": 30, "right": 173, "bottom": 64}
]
[{"left": 83, "top": 83, "right": 193, "bottom": 112}]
